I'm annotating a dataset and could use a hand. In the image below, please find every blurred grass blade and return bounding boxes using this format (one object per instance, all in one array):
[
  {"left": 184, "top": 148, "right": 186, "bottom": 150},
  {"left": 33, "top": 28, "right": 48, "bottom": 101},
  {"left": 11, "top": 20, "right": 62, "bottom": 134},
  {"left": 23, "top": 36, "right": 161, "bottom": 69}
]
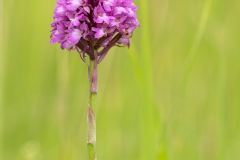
[
  {"left": 56, "top": 49, "right": 70, "bottom": 159},
  {"left": 138, "top": 0, "right": 160, "bottom": 159},
  {"left": 0, "top": 0, "right": 4, "bottom": 158},
  {"left": 216, "top": 28, "right": 227, "bottom": 160},
  {"left": 183, "top": 0, "right": 213, "bottom": 75},
  {"left": 127, "top": 45, "right": 142, "bottom": 86}
]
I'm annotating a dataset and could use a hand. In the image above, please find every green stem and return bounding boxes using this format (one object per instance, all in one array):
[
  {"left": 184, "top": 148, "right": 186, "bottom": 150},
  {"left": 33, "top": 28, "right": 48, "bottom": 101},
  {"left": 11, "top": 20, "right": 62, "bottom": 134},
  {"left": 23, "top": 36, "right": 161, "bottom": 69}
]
[{"left": 87, "top": 58, "right": 97, "bottom": 160}]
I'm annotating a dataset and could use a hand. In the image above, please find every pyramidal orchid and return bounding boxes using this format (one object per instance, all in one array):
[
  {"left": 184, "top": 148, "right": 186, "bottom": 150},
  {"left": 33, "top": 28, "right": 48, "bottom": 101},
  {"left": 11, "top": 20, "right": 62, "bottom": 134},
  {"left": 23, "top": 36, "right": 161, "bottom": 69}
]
[{"left": 50, "top": 0, "right": 139, "bottom": 159}]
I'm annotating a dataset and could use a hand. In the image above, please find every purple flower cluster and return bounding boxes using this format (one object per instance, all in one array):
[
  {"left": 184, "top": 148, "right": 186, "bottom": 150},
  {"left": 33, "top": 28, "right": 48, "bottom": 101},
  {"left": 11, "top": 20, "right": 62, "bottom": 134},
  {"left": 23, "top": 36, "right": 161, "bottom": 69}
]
[{"left": 50, "top": 0, "right": 140, "bottom": 62}]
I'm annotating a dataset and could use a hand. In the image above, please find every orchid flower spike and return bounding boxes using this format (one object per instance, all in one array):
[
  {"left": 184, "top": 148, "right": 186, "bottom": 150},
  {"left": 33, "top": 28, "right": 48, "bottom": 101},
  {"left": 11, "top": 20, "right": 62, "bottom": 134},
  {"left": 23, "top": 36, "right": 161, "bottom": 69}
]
[{"left": 50, "top": 0, "right": 140, "bottom": 63}]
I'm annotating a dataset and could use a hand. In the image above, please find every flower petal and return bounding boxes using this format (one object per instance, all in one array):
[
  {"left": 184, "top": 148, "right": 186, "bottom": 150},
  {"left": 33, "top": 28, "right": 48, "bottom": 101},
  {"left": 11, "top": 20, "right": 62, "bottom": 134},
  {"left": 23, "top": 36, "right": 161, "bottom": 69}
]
[{"left": 68, "top": 29, "right": 82, "bottom": 44}]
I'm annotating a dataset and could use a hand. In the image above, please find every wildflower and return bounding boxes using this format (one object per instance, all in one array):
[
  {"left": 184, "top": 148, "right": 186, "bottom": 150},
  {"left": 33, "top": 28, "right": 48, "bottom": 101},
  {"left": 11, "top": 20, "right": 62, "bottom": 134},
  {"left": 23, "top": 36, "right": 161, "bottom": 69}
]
[{"left": 50, "top": 0, "right": 140, "bottom": 62}]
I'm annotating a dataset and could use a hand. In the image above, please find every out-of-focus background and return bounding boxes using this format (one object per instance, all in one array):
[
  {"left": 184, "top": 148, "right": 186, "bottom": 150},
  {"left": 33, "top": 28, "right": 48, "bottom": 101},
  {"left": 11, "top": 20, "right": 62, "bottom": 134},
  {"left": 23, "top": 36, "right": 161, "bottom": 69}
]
[{"left": 1, "top": 0, "right": 240, "bottom": 159}]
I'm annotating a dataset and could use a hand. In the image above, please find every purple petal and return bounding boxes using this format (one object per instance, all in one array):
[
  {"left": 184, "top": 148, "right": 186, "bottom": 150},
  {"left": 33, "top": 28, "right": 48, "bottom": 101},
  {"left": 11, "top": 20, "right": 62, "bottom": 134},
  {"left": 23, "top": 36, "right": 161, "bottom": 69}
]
[
  {"left": 80, "top": 22, "right": 89, "bottom": 37},
  {"left": 68, "top": 29, "right": 82, "bottom": 44},
  {"left": 67, "top": 13, "right": 81, "bottom": 27},
  {"left": 94, "top": 14, "right": 115, "bottom": 24},
  {"left": 126, "top": 8, "right": 137, "bottom": 18},
  {"left": 84, "top": 6, "right": 90, "bottom": 13},
  {"left": 94, "top": 6, "right": 105, "bottom": 16},
  {"left": 67, "top": 0, "right": 82, "bottom": 11},
  {"left": 114, "top": 7, "right": 128, "bottom": 15},
  {"left": 102, "top": 0, "right": 115, "bottom": 12},
  {"left": 61, "top": 41, "right": 74, "bottom": 50},
  {"left": 110, "top": 15, "right": 127, "bottom": 27},
  {"left": 50, "top": 35, "right": 59, "bottom": 43},
  {"left": 54, "top": 5, "right": 66, "bottom": 16},
  {"left": 92, "top": 27, "right": 105, "bottom": 38},
  {"left": 118, "top": 37, "right": 130, "bottom": 48}
]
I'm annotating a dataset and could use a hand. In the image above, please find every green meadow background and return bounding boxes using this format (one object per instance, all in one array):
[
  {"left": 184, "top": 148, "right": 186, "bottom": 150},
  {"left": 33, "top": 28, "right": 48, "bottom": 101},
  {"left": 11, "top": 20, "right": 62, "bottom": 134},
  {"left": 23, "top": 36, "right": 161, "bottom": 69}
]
[{"left": 1, "top": 0, "right": 240, "bottom": 159}]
